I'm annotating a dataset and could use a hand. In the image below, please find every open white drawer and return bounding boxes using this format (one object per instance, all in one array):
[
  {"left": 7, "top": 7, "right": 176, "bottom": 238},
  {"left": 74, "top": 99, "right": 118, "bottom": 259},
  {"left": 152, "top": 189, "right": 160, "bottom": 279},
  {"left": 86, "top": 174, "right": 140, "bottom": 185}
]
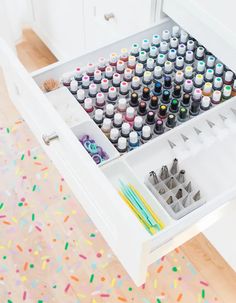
[{"left": 0, "top": 3, "right": 236, "bottom": 285}]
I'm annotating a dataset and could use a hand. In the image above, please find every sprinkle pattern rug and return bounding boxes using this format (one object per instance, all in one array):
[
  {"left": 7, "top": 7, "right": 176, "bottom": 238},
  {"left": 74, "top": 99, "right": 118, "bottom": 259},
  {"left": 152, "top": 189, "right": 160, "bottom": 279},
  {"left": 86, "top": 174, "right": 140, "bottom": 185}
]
[{"left": 0, "top": 119, "right": 219, "bottom": 302}]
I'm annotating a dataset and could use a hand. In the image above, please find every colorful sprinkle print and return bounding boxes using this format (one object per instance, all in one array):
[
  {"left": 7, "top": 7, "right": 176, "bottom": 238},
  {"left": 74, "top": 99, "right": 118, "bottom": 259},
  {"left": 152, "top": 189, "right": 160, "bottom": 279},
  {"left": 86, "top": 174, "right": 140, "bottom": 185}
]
[{"left": 0, "top": 119, "right": 220, "bottom": 302}]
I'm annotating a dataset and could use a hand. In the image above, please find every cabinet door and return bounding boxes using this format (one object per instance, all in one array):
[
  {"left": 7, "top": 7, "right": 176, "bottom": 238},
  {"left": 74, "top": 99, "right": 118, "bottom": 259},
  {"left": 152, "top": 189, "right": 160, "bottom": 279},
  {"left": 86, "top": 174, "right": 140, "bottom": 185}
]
[
  {"left": 0, "top": 38, "right": 149, "bottom": 286},
  {"left": 31, "top": 0, "right": 86, "bottom": 60},
  {"left": 84, "top": 0, "right": 156, "bottom": 51},
  {"left": 163, "top": 0, "right": 236, "bottom": 72}
]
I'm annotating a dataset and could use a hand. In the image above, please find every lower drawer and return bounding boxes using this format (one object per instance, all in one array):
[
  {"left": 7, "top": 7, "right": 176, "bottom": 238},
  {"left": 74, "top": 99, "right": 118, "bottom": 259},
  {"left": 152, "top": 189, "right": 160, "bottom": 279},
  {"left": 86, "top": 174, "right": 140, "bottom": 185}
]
[{"left": 1, "top": 17, "right": 236, "bottom": 286}]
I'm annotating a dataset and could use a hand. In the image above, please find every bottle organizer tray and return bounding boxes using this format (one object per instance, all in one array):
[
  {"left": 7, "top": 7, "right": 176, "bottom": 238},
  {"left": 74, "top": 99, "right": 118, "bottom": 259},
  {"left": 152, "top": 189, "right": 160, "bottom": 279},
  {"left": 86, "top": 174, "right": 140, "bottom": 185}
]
[
  {"left": 57, "top": 24, "right": 236, "bottom": 156},
  {"left": 145, "top": 159, "right": 206, "bottom": 220}
]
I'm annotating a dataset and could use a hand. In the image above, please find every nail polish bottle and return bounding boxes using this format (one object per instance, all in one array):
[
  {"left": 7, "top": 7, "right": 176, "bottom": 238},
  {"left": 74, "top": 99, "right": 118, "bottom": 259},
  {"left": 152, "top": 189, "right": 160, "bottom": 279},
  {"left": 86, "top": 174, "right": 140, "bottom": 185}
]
[
  {"left": 153, "top": 81, "right": 162, "bottom": 97},
  {"left": 137, "top": 101, "right": 147, "bottom": 116},
  {"left": 202, "top": 82, "right": 212, "bottom": 97},
  {"left": 195, "top": 46, "right": 205, "bottom": 61},
  {"left": 153, "top": 66, "right": 163, "bottom": 82},
  {"left": 158, "top": 105, "right": 168, "bottom": 119},
  {"left": 74, "top": 67, "right": 82, "bottom": 83},
  {"left": 141, "top": 87, "right": 151, "bottom": 102},
  {"left": 151, "top": 34, "right": 160, "bottom": 48},
  {"left": 211, "top": 90, "right": 221, "bottom": 105},
  {"left": 116, "top": 60, "right": 125, "bottom": 75},
  {"left": 145, "top": 111, "right": 155, "bottom": 127},
  {"left": 82, "top": 75, "right": 90, "bottom": 89},
  {"left": 174, "top": 71, "right": 184, "bottom": 85},
  {"left": 181, "top": 93, "right": 190, "bottom": 107},
  {"left": 109, "top": 128, "right": 120, "bottom": 145},
  {"left": 93, "top": 69, "right": 102, "bottom": 85},
  {"left": 127, "top": 55, "right": 136, "bottom": 70},
  {"left": 133, "top": 116, "right": 143, "bottom": 133},
  {"left": 175, "top": 56, "right": 184, "bottom": 71},
  {"left": 166, "top": 113, "right": 176, "bottom": 129},
  {"left": 141, "top": 38, "right": 150, "bottom": 52},
  {"left": 142, "top": 71, "right": 152, "bottom": 86},
  {"left": 121, "top": 122, "right": 131, "bottom": 138},
  {"left": 128, "top": 131, "right": 140, "bottom": 151},
  {"left": 123, "top": 68, "right": 133, "bottom": 83},
  {"left": 109, "top": 53, "right": 118, "bottom": 67},
  {"left": 97, "top": 57, "right": 106, "bottom": 72},
  {"left": 130, "top": 43, "right": 139, "bottom": 57},
  {"left": 101, "top": 118, "right": 112, "bottom": 137},
  {"left": 120, "top": 48, "right": 129, "bottom": 62},
  {"left": 131, "top": 76, "right": 141, "bottom": 93},
  {"left": 222, "top": 85, "right": 232, "bottom": 101},
  {"left": 156, "top": 53, "right": 166, "bottom": 68},
  {"left": 88, "top": 83, "right": 97, "bottom": 98},
  {"left": 129, "top": 92, "right": 139, "bottom": 108},
  {"left": 93, "top": 109, "right": 104, "bottom": 127},
  {"left": 167, "top": 48, "right": 177, "bottom": 62},
  {"left": 177, "top": 107, "right": 188, "bottom": 123},
  {"left": 86, "top": 63, "right": 95, "bottom": 79},
  {"left": 95, "top": 92, "right": 105, "bottom": 109},
  {"left": 125, "top": 107, "right": 135, "bottom": 125},
  {"left": 107, "top": 87, "right": 117, "bottom": 104},
  {"left": 100, "top": 79, "right": 109, "bottom": 93},
  {"left": 149, "top": 96, "right": 159, "bottom": 111},
  {"left": 172, "top": 85, "right": 182, "bottom": 99},
  {"left": 62, "top": 72, "right": 72, "bottom": 87},
  {"left": 76, "top": 89, "right": 85, "bottom": 104},
  {"left": 135, "top": 63, "right": 144, "bottom": 78},
  {"left": 154, "top": 119, "right": 164, "bottom": 135},
  {"left": 224, "top": 71, "right": 234, "bottom": 85},
  {"left": 84, "top": 98, "right": 94, "bottom": 117},
  {"left": 105, "top": 104, "right": 115, "bottom": 119},
  {"left": 193, "top": 74, "right": 204, "bottom": 89},
  {"left": 200, "top": 96, "right": 211, "bottom": 111},
  {"left": 163, "top": 76, "right": 172, "bottom": 89},
  {"left": 212, "top": 77, "right": 223, "bottom": 91},
  {"left": 161, "top": 90, "right": 170, "bottom": 105},
  {"left": 196, "top": 61, "right": 206, "bottom": 74},
  {"left": 119, "top": 81, "right": 129, "bottom": 97},
  {"left": 117, "top": 98, "right": 127, "bottom": 113},
  {"left": 113, "top": 113, "right": 123, "bottom": 129},
  {"left": 117, "top": 137, "right": 127, "bottom": 154},
  {"left": 141, "top": 125, "right": 152, "bottom": 144},
  {"left": 189, "top": 101, "right": 200, "bottom": 117},
  {"left": 169, "top": 99, "right": 179, "bottom": 113},
  {"left": 112, "top": 73, "right": 121, "bottom": 88},
  {"left": 149, "top": 46, "right": 158, "bottom": 59},
  {"left": 214, "top": 63, "right": 224, "bottom": 77}
]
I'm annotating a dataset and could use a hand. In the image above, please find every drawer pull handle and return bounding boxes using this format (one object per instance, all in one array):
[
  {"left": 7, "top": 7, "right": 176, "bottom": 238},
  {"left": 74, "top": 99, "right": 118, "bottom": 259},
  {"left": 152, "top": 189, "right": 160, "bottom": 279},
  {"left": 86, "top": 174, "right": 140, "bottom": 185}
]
[
  {"left": 42, "top": 132, "right": 59, "bottom": 145},
  {"left": 104, "top": 13, "right": 115, "bottom": 21}
]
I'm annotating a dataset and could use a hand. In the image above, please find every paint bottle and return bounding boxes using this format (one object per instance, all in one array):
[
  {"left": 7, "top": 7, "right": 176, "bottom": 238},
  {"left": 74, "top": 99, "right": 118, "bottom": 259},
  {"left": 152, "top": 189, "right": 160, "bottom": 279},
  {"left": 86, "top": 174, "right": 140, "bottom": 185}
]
[
  {"left": 157, "top": 53, "right": 166, "bottom": 68},
  {"left": 105, "top": 104, "right": 115, "bottom": 119},
  {"left": 120, "top": 48, "right": 129, "bottom": 62},
  {"left": 135, "top": 63, "right": 144, "bottom": 78},
  {"left": 159, "top": 41, "right": 169, "bottom": 55},
  {"left": 231, "top": 80, "right": 236, "bottom": 97},
  {"left": 204, "top": 69, "right": 214, "bottom": 83},
  {"left": 125, "top": 107, "right": 135, "bottom": 125},
  {"left": 211, "top": 90, "right": 221, "bottom": 105},
  {"left": 181, "top": 93, "right": 190, "bottom": 107},
  {"left": 105, "top": 66, "right": 113, "bottom": 80},
  {"left": 116, "top": 60, "right": 125, "bottom": 75},
  {"left": 109, "top": 128, "right": 120, "bottom": 145},
  {"left": 127, "top": 56, "right": 136, "bottom": 70},
  {"left": 94, "top": 70, "right": 102, "bottom": 85},
  {"left": 163, "top": 76, "right": 172, "bottom": 89},
  {"left": 158, "top": 105, "right": 168, "bottom": 119},
  {"left": 161, "top": 90, "right": 170, "bottom": 105},
  {"left": 100, "top": 79, "right": 109, "bottom": 93},
  {"left": 222, "top": 85, "right": 232, "bottom": 101},
  {"left": 202, "top": 82, "right": 212, "bottom": 97},
  {"left": 189, "top": 101, "right": 200, "bottom": 117},
  {"left": 129, "top": 92, "right": 139, "bottom": 108},
  {"left": 153, "top": 81, "right": 162, "bottom": 97},
  {"left": 109, "top": 53, "right": 118, "bottom": 67},
  {"left": 200, "top": 96, "right": 211, "bottom": 111},
  {"left": 152, "top": 34, "right": 160, "bottom": 48},
  {"left": 172, "top": 85, "right": 181, "bottom": 99},
  {"left": 113, "top": 113, "right": 123, "bottom": 129},
  {"left": 117, "top": 137, "right": 127, "bottom": 154},
  {"left": 93, "top": 109, "right": 104, "bottom": 127},
  {"left": 130, "top": 43, "right": 139, "bottom": 57},
  {"left": 97, "top": 57, "right": 106, "bottom": 72},
  {"left": 137, "top": 101, "right": 147, "bottom": 116},
  {"left": 212, "top": 77, "right": 223, "bottom": 91},
  {"left": 82, "top": 75, "right": 90, "bottom": 89},
  {"left": 149, "top": 96, "right": 159, "bottom": 111},
  {"left": 138, "top": 50, "right": 147, "bottom": 65},
  {"left": 141, "top": 87, "right": 151, "bottom": 102},
  {"left": 169, "top": 99, "right": 179, "bottom": 113},
  {"left": 62, "top": 72, "right": 72, "bottom": 87},
  {"left": 224, "top": 70, "right": 234, "bottom": 85},
  {"left": 112, "top": 73, "right": 121, "bottom": 88},
  {"left": 153, "top": 119, "right": 164, "bottom": 135},
  {"left": 74, "top": 67, "right": 82, "bottom": 83},
  {"left": 142, "top": 71, "right": 152, "bottom": 86},
  {"left": 141, "top": 38, "right": 150, "bottom": 52},
  {"left": 174, "top": 71, "right": 184, "bottom": 85},
  {"left": 153, "top": 66, "right": 163, "bottom": 82},
  {"left": 214, "top": 63, "right": 224, "bottom": 77},
  {"left": 128, "top": 131, "right": 140, "bottom": 151},
  {"left": 86, "top": 63, "right": 95, "bottom": 79},
  {"left": 195, "top": 46, "right": 205, "bottom": 61},
  {"left": 101, "top": 118, "right": 112, "bottom": 137},
  {"left": 76, "top": 89, "right": 85, "bottom": 104},
  {"left": 133, "top": 116, "right": 143, "bottom": 134},
  {"left": 175, "top": 56, "right": 184, "bottom": 71},
  {"left": 119, "top": 81, "right": 129, "bottom": 97},
  {"left": 107, "top": 87, "right": 117, "bottom": 104},
  {"left": 123, "top": 68, "right": 133, "bottom": 83},
  {"left": 141, "top": 125, "right": 152, "bottom": 144},
  {"left": 95, "top": 92, "right": 105, "bottom": 109},
  {"left": 167, "top": 48, "right": 177, "bottom": 62},
  {"left": 193, "top": 74, "right": 204, "bottom": 89},
  {"left": 121, "top": 122, "right": 131, "bottom": 138},
  {"left": 84, "top": 98, "right": 94, "bottom": 117},
  {"left": 177, "top": 107, "right": 188, "bottom": 123},
  {"left": 131, "top": 76, "right": 141, "bottom": 92},
  {"left": 145, "top": 111, "right": 156, "bottom": 128},
  {"left": 149, "top": 46, "right": 158, "bottom": 59},
  {"left": 88, "top": 83, "right": 97, "bottom": 98},
  {"left": 117, "top": 98, "right": 127, "bottom": 113}
]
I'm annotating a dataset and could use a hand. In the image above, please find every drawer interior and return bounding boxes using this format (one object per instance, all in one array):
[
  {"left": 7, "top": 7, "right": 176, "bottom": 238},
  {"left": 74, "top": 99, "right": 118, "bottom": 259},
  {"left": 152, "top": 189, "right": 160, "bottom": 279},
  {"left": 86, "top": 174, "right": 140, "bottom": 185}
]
[{"left": 30, "top": 19, "right": 236, "bottom": 242}]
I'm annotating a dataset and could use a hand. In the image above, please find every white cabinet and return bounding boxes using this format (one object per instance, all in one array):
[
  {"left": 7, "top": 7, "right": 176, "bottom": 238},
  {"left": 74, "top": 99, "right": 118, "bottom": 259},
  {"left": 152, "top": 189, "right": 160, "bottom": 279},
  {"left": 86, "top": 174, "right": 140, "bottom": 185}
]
[
  {"left": 1, "top": 0, "right": 236, "bottom": 286},
  {"left": 31, "top": 0, "right": 85, "bottom": 60},
  {"left": 30, "top": 0, "right": 156, "bottom": 60}
]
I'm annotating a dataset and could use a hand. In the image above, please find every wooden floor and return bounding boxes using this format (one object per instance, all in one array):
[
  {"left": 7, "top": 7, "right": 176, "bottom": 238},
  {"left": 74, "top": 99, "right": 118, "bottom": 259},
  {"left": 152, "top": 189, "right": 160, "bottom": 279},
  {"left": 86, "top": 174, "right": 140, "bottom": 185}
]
[{"left": 0, "top": 28, "right": 235, "bottom": 302}]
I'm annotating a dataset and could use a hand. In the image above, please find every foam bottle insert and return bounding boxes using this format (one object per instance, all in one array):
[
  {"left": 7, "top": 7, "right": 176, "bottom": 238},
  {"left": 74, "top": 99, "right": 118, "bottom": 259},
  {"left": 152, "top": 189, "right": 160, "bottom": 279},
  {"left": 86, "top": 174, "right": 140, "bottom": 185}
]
[{"left": 145, "top": 159, "right": 206, "bottom": 219}]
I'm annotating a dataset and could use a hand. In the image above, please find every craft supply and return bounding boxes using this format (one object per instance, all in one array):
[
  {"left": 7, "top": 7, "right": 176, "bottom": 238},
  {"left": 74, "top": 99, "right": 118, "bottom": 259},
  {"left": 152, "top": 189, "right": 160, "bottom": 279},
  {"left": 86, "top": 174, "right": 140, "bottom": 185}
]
[
  {"left": 79, "top": 135, "right": 109, "bottom": 164},
  {"left": 145, "top": 159, "right": 205, "bottom": 219},
  {"left": 118, "top": 181, "right": 164, "bottom": 234}
]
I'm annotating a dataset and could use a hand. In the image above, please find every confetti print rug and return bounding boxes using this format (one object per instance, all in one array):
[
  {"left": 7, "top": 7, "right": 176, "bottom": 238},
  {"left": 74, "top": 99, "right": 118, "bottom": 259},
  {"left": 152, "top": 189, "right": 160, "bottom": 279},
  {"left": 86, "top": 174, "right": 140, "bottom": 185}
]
[{"left": 0, "top": 119, "right": 219, "bottom": 303}]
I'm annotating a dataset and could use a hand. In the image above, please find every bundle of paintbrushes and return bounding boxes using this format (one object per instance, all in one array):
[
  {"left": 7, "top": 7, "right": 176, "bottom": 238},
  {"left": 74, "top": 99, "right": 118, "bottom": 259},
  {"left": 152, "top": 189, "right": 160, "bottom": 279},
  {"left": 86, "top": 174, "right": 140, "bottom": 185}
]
[{"left": 118, "top": 180, "right": 165, "bottom": 235}]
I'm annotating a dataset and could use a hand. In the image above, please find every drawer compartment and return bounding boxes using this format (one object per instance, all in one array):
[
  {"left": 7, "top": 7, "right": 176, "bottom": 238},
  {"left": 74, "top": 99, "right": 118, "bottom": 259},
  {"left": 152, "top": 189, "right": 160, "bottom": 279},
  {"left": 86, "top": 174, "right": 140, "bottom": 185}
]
[{"left": 1, "top": 16, "right": 236, "bottom": 286}]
